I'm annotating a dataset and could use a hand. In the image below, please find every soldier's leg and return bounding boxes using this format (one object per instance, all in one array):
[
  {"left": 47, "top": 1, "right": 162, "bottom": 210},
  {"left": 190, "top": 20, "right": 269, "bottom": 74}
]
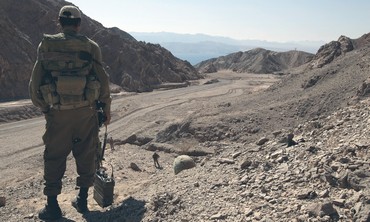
[
  {"left": 72, "top": 108, "right": 98, "bottom": 188},
  {"left": 42, "top": 110, "right": 74, "bottom": 196},
  {"left": 71, "top": 107, "right": 98, "bottom": 213},
  {"left": 39, "top": 110, "right": 73, "bottom": 220}
]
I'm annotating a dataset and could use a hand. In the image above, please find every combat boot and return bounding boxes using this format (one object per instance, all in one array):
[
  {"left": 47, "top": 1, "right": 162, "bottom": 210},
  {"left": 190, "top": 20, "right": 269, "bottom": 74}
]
[
  {"left": 38, "top": 204, "right": 62, "bottom": 220},
  {"left": 72, "top": 196, "right": 88, "bottom": 213},
  {"left": 38, "top": 195, "right": 62, "bottom": 220},
  {"left": 72, "top": 187, "right": 89, "bottom": 213}
]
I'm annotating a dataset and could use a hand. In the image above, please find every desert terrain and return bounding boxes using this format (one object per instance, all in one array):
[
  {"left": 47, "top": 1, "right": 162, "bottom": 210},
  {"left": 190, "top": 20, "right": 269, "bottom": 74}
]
[
  {"left": 0, "top": 66, "right": 369, "bottom": 221},
  {"left": 1, "top": 0, "right": 369, "bottom": 221}
]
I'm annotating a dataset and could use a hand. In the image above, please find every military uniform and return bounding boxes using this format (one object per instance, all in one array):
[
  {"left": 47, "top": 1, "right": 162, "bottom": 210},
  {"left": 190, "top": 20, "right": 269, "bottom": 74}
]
[{"left": 29, "top": 6, "right": 111, "bottom": 217}]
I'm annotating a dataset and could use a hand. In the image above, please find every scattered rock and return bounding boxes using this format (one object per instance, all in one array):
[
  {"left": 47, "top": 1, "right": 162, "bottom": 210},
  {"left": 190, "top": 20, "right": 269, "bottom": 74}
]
[
  {"left": 296, "top": 189, "right": 317, "bottom": 200},
  {"left": 256, "top": 137, "right": 269, "bottom": 145},
  {"left": 332, "top": 199, "right": 346, "bottom": 207},
  {"left": 240, "top": 159, "right": 252, "bottom": 169},
  {"left": 287, "top": 133, "right": 297, "bottom": 147},
  {"left": 307, "top": 202, "right": 339, "bottom": 219},
  {"left": 130, "top": 162, "right": 142, "bottom": 172},
  {"left": 210, "top": 213, "right": 226, "bottom": 220},
  {"left": 217, "top": 158, "right": 235, "bottom": 164}
]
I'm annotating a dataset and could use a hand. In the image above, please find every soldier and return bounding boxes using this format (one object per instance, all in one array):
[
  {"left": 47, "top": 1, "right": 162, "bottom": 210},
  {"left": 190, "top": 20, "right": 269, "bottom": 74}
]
[
  {"left": 29, "top": 5, "right": 111, "bottom": 220},
  {"left": 153, "top": 152, "right": 161, "bottom": 169}
]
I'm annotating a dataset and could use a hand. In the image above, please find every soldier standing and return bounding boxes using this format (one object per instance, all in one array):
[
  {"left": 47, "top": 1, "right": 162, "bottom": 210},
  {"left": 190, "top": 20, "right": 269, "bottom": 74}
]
[{"left": 29, "top": 5, "right": 111, "bottom": 220}]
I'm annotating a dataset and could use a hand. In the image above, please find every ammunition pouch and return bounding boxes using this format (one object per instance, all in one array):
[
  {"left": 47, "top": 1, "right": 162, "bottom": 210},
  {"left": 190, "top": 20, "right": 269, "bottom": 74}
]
[
  {"left": 85, "top": 80, "right": 101, "bottom": 104},
  {"left": 55, "top": 75, "right": 86, "bottom": 105},
  {"left": 39, "top": 83, "right": 60, "bottom": 105},
  {"left": 56, "top": 75, "right": 86, "bottom": 95}
]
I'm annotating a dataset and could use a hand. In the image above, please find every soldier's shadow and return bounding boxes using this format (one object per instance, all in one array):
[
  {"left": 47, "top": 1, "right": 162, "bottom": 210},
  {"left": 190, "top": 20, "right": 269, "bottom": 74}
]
[{"left": 83, "top": 197, "right": 146, "bottom": 222}]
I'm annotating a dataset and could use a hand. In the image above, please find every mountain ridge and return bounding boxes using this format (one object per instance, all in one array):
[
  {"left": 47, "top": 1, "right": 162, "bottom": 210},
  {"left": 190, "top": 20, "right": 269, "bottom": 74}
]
[{"left": 131, "top": 32, "right": 325, "bottom": 64}]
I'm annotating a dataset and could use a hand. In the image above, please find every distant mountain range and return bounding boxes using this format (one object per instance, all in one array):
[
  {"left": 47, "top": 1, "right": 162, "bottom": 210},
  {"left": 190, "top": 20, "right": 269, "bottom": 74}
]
[{"left": 130, "top": 32, "right": 325, "bottom": 65}]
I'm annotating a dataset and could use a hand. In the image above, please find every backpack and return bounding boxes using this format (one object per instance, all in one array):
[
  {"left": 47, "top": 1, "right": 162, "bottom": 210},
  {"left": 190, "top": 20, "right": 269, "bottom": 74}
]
[{"left": 38, "top": 33, "right": 100, "bottom": 109}]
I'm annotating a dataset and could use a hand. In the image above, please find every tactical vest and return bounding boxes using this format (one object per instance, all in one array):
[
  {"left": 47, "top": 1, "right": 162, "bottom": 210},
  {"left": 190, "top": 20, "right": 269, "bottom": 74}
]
[{"left": 39, "top": 33, "right": 101, "bottom": 110}]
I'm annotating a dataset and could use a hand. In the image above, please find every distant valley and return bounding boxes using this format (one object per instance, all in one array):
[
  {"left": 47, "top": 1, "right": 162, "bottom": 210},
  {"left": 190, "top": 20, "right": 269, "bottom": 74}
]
[{"left": 130, "top": 32, "right": 325, "bottom": 64}]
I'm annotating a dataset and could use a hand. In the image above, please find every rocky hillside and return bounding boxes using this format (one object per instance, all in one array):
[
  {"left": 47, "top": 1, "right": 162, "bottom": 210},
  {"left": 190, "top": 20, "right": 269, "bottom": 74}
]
[
  {"left": 137, "top": 101, "right": 370, "bottom": 222},
  {"left": 195, "top": 48, "right": 314, "bottom": 74},
  {"left": 0, "top": 0, "right": 201, "bottom": 101}
]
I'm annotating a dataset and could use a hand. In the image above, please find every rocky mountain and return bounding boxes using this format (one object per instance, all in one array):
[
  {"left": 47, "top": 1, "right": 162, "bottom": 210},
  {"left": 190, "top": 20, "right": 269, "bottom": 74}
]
[
  {"left": 195, "top": 48, "right": 314, "bottom": 74},
  {"left": 0, "top": 0, "right": 201, "bottom": 101},
  {"left": 309, "top": 34, "right": 370, "bottom": 69}
]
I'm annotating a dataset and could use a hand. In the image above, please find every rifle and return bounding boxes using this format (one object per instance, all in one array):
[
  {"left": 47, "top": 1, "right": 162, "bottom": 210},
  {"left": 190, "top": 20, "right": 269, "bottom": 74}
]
[{"left": 96, "top": 125, "right": 108, "bottom": 168}]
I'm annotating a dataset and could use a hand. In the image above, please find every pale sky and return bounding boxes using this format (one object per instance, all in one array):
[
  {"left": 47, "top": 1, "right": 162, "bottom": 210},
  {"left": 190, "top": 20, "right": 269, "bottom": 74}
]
[{"left": 68, "top": 0, "right": 370, "bottom": 42}]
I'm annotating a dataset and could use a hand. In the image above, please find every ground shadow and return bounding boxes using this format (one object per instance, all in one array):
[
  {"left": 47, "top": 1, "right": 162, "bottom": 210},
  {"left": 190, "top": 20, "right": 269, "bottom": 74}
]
[{"left": 83, "top": 197, "right": 146, "bottom": 222}]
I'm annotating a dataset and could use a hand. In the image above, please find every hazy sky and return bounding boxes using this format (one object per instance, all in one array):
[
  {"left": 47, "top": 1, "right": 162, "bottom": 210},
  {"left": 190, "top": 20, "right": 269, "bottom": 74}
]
[{"left": 68, "top": 0, "right": 370, "bottom": 43}]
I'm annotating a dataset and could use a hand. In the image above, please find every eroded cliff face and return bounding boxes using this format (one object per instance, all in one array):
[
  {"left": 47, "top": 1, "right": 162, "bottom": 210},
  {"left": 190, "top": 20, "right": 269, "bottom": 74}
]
[{"left": 0, "top": 0, "right": 201, "bottom": 100}]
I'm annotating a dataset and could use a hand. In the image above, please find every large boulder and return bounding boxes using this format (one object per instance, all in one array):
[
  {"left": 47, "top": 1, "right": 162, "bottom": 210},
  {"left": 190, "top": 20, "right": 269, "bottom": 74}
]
[{"left": 173, "top": 155, "right": 195, "bottom": 175}]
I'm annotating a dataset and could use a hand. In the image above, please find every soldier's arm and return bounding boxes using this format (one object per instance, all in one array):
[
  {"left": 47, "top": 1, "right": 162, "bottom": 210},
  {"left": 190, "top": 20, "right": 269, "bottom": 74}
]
[
  {"left": 29, "top": 42, "right": 49, "bottom": 113},
  {"left": 90, "top": 41, "right": 112, "bottom": 120}
]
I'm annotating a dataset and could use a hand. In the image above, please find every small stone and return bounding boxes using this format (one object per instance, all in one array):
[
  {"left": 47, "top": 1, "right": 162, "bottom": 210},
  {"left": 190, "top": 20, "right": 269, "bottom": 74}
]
[
  {"left": 253, "top": 211, "right": 262, "bottom": 220},
  {"left": 240, "top": 160, "right": 252, "bottom": 169},
  {"left": 276, "top": 155, "right": 288, "bottom": 163},
  {"left": 272, "top": 130, "right": 282, "bottom": 137},
  {"left": 297, "top": 189, "right": 316, "bottom": 199},
  {"left": 319, "top": 189, "right": 330, "bottom": 198},
  {"left": 271, "top": 149, "right": 283, "bottom": 159},
  {"left": 24, "top": 214, "right": 34, "bottom": 219},
  {"left": 130, "top": 162, "right": 142, "bottom": 171},
  {"left": 0, "top": 196, "right": 5, "bottom": 207},
  {"left": 347, "top": 164, "right": 359, "bottom": 170},
  {"left": 245, "top": 207, "right": 253, "bottom": 216},
  {"left": 240, "top": 175, "right": 249, "bottom": 184},
  {"left": 277, "top": 163, "right": 289, "bottom": 173},
  {"left": 333, "top": 199, "right": 346, "bottom": 207},
  {"left": 218, "top": 158, "right": 235, "bottom": 164},
  {"left": 232, "top": 152, "right": 241, "bottom": 158},
  {"left": 210, "top": 213, "right": 226, "bottom": 220},
  {"left": 256, "top": 137, "right": 269, "bottom": 145}
]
